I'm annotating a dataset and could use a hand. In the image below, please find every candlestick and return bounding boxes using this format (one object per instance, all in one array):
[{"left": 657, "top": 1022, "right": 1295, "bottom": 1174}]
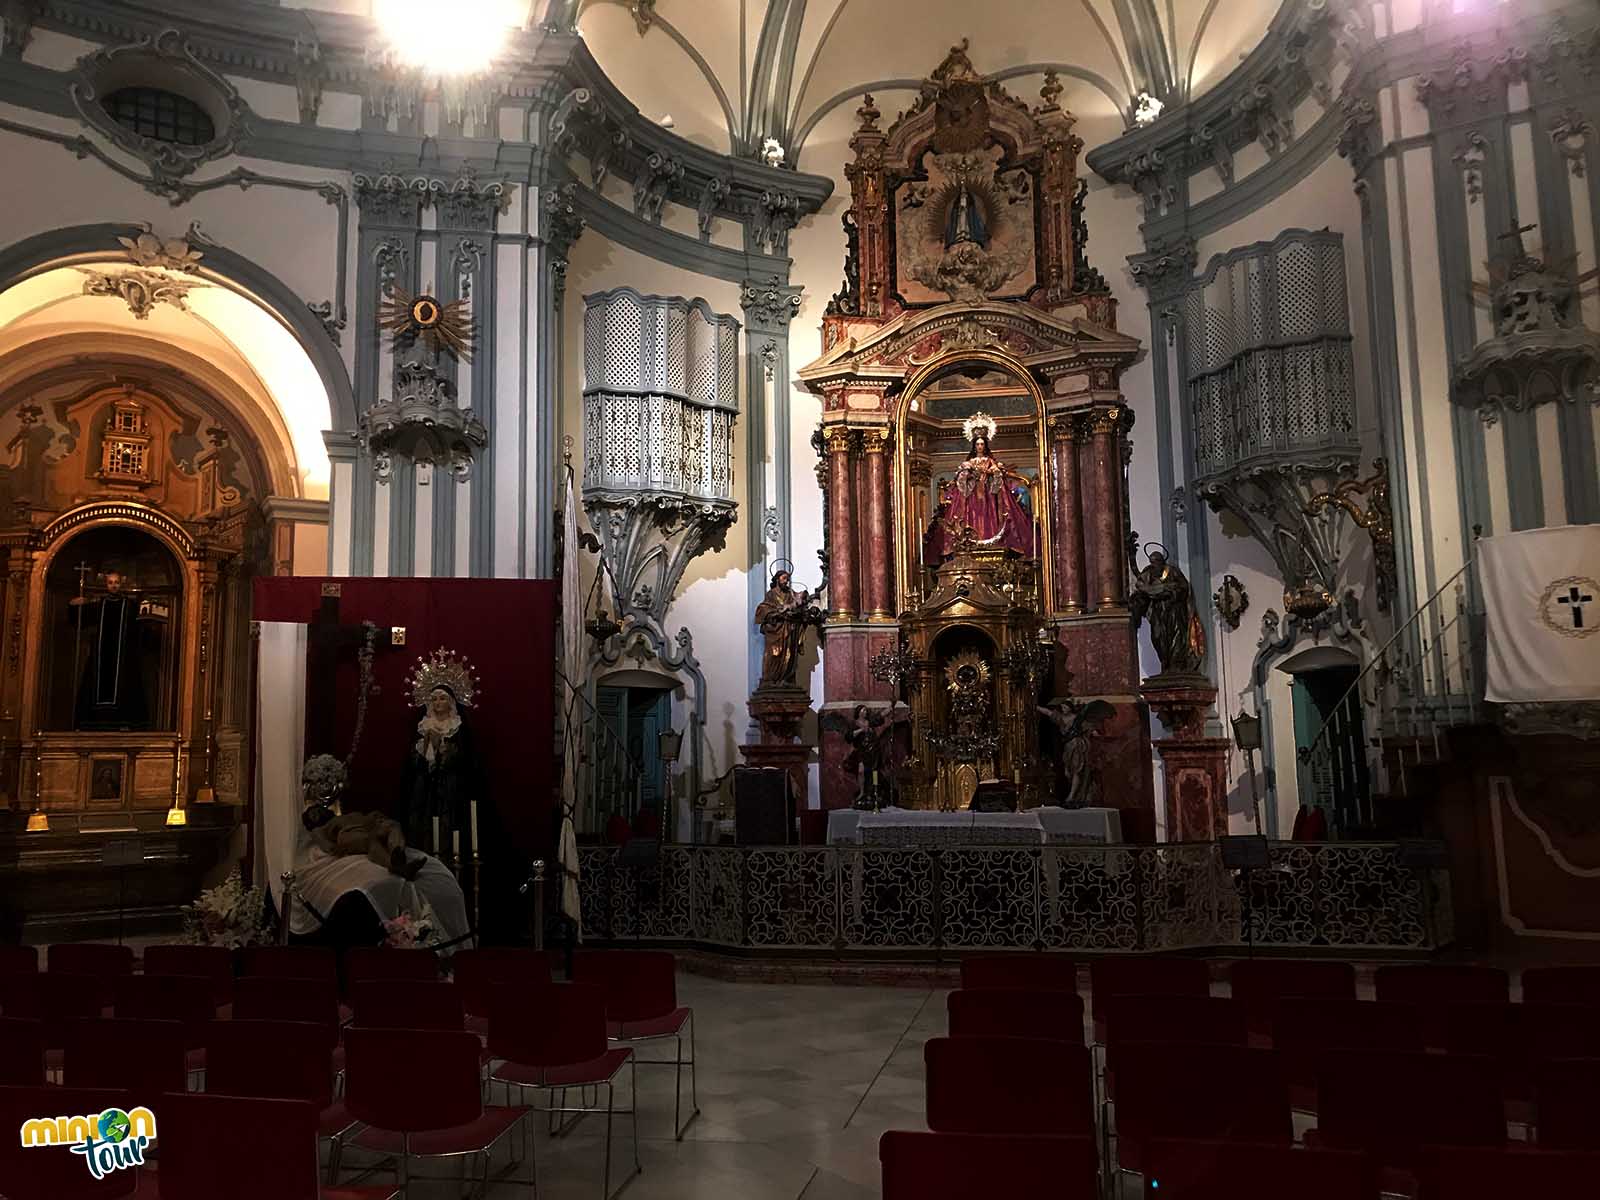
[
  {"left": 470, "top": 800, "right": 479, "bottom": 857},
  {"left": 451, "top": 828, "right": 460, "bottom": 867},
  {"left": 432, "top": 816, "right": 440, "bottom": 855}
]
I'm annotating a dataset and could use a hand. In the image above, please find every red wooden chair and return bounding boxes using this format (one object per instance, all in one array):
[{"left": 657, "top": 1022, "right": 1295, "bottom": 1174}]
[
  {"left": 112, "top": 974, "right": 215, "bottom": 1076},
  {"left": 46, "top": 943, "right": 135, "bottom": 1008},
  {"left": 136, "top": 1091, "right": 397, "bottom": 1200},
  {"left": 1521, "top": 965, "right": 1600, "bottom": 1007},
  {"left": 1308, "top": 1050, "right": 1506, "bottom": 1193},
  {"left": 959, "top": 954, "right": 1079, "bottom": 992},
  {"left": 344, "top": 946, "right": 439, "bottom": 986},
  {"left": 1142, "top": 1137, "right": 1371, "bottom": 1199},
  {"left": 0, "top": 1017, "right": 46, "bottom": 1085},
  {"left": 1272, "top": 998, "right": 1425, "bottom": 1111},
  {"left": 453, "top": 947, "right": 555, "bottom": 1034},
  {"left": 203, "top": 1018, "right": 355, "bottom": 1144},
  {"left": 232, "top": 976, "right": 341, "bottom": 1046},
  {"left": 1533, "top": 1057, "right": 1600, "bottom": 1149},
  {"left": 349, "top": 980, "right": 465, "bottom": 1032},
  {"left": 1417, "top": 1144, "right": 1600, "bottom": 1199},
  {"left": 1227, "top": 959, "right": 1355, "bottom": 1039},
  {"left": 3, "top": 973, "right": 108, "bottom": 1076},
  {"left": 141, "top": 945, "right": 235, "bottom": 1008},
  {"left": 1102, "top": 994, "right": 1248, "bottom": 1101},
  {"left": 0, "top": 945, "right": 40, "bottom": 976},
  {"left": 47, "top": 943, "right": 135, "bottom": 979},
  {"left": 1374, "top": 964, "right": 1508, "bottom": 1047},
  {"left": 574, "top": 949, "right": 699, "bottom": 1139},
  {"left": 880, "top": 1130, "right": 1099, "bottom": 1200},
  {"left": 946, "top": 988, "right": 1084, "bottom": 1042},
  {"left": 0, "top": 1084, "right": 146, "bottom": 1199},
  {"left": 1435, "top": 1002, "right": 1599, "bottom": 1117},
  {"left": 60, "top": 1018, "right": 188, "bottom": 1097},
  {"left": 1109, "top": 1043, "right": 1291, "bottom": 1177},
  {"left": 1088, "top": 956, "right": 1209, "bottom": 1040},
  {"left": 487, "top": 982, "right": 640, "bottom": 1199},
  {"left": 240, "top": 945, "right": 338, "bottom": 983},
  {"left": 924, "top": 1036, "right": 1094, "bottom": 1136},
  {"left": 343, "top": 1027, "right": 531, "bottom": 1196}
]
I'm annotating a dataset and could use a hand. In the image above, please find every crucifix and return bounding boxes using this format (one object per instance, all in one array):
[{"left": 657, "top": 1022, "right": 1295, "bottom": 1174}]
[
  {"left": 305, "top": 583, "right": 403, "bottom": 760},
  {"left": 1556, "top": 584, "right": 1593, "bottom": 630}
]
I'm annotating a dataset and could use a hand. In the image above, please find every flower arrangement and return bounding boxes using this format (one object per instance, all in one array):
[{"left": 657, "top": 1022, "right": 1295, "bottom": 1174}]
[
  {"left": 383, "top": 894, "right": 441, "bottom": 949},
  {"left": 182, "top": 867, "right": 273, "bottom": 949}
]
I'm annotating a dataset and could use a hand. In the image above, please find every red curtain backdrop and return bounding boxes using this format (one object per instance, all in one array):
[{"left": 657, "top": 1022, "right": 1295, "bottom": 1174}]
[{"left": 252, "top": 577, "right": 558, "bottom": 859}]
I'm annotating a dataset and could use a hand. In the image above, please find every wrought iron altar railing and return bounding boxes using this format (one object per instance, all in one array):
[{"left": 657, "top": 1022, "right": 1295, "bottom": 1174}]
[{"left": 577, "top": 841, "right": 1451, "bottom": 954}]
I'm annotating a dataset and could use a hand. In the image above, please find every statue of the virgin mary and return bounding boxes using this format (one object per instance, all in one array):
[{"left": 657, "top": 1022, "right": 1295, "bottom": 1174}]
[{"left": 931, "top": 411, "right": 1036, "bottom": 561}]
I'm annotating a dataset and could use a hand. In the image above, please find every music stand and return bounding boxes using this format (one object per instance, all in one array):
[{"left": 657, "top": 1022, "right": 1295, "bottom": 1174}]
[
  {"left": 616, "top": 837, "right": 660, "bottom": 941},
  {"left": 1220, "top": 835, "right": 1270, "bottom": 957},
  {"left": 101, "top": 838, "right": 146, "bottom": 946}
]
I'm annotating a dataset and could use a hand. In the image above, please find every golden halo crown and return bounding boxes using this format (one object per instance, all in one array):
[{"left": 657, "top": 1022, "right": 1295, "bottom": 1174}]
[
  {"left": 408, "top": 646, "right": 481, "bottom": 709},
  {"left": 961, "top": 411, "right": 997, "bottom": 444}
]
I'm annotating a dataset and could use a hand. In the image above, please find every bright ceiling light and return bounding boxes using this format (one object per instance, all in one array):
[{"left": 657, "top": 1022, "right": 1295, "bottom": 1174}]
[
  {"left": 1133, "top": 92, "right": 1165, "bottom": 126},
  {"left": 374, "top": 0, "right": 523, "bottom": 75}
]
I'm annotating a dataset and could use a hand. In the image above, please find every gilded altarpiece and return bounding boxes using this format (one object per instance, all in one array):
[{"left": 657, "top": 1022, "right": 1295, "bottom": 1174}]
[
  {"left": 800, "top": 42, "right": 1155, "bottom": 835},
  {"left": 0, "top": 371, "right": 273, "bottom": 932}
]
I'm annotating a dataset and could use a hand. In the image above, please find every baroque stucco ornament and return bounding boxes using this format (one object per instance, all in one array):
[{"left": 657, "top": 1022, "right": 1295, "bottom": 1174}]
[
  {"left": 70, "top": 29, "right": 251, "bottom": 199},
  {"left": 77, "top": 266, "right": 200, "bottom": 318}
]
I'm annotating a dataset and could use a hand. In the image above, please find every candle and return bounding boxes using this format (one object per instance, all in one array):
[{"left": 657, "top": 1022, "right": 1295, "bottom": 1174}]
[
  {"left": 470, "top": 800, "right": 479, "bottom": 857},
  {"left": 452, "top": 829, "right": 460, "bottom": 864},
  {"left": 432, "top": 816, "right": 440, "bottom": 855}
]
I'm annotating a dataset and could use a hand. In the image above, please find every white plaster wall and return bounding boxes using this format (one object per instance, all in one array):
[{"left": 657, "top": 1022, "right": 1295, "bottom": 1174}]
[
  {"left": 560, "top": 236, "right": 750, "bottom": 782},
  {"left": 1190, "top": 148, "right": 1384, "bottom": 837}
]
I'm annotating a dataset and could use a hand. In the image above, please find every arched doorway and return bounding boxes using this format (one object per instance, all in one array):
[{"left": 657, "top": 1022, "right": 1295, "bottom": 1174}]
[{"left": 1278, "top": 645, "right": 1370, "bottom": 834}]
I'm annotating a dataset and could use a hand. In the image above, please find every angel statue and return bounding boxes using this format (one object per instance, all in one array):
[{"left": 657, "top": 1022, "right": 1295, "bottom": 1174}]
[
  {"left": 1128, "top": 544, "right": 1207, "bottom": 676},
  {"left": 822, "top": 702, "right": 909, "bottom": 809},
  {"left": 931, "top": 412, "right": 1035, "bottom": 561},
  {"left": 401, "top": 648, "right": 487, "bottom": 859},
  {"left": 754, "top": 562, "right": 825, "bottom": 689},
  {"left": 1037, "top": 698, "right": 1116, "bottom": 808}
]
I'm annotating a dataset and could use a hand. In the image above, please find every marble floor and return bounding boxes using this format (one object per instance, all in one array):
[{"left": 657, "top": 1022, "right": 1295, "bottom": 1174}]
[{"left": 335, "top": 972, "right": 945, "bottom": 1199}]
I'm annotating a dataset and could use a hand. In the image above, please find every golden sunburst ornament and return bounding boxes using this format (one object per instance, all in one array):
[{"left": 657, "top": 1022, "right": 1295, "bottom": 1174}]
[
  {"left": 377, "top": 283, "right": 475, "bottom": 360},
  {"left": 943, "top": 649, "right": 991, "bottom": 695}
]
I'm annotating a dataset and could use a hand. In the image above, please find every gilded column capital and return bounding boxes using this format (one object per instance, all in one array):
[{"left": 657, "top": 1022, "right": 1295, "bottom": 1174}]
[
  {"left": 1048, "top": 413, "right": 1081, "bottom": 442},
  {"left": 824, "top": 426, "right": 854, "bottom": 455},
  {"left": 859, "top": 427, "right": 892, "bottom": 454},
  {"left": 1087, "top": 404, "right": 1126, "bottom": 437}
]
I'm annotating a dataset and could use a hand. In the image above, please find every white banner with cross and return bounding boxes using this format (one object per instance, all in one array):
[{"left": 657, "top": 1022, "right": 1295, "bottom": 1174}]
[{"left": 1481, "top": 525, "right": 1600, "bottom": 703}]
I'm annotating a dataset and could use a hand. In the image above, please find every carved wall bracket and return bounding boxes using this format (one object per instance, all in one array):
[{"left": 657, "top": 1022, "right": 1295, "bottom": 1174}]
[{"left": 1305, "top": 458, "right": 1397, "bottom": 612}]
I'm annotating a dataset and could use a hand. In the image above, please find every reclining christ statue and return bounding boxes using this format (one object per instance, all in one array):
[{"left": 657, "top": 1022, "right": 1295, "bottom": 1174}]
[{"left": 289, "top": 754, "right": 471, "bottom": 951}]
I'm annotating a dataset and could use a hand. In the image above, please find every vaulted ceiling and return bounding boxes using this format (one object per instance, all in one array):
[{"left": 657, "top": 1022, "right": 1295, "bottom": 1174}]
[{"left": 562, "top": 0, "right": 1280, "bottom": 164}]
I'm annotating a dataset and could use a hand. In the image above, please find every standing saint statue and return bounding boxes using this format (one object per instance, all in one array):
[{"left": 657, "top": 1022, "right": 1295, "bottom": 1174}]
[
  {"left": 1128, "top": 546, "right": 1207, "bottom": 675},
  {"left": 933, "top": 412, "right": 1035, "bottom": 561},
  {"left": 401, "top": 648, "right": 487, "bottom": 858},
  {"left": 754, "top": 566, "right": 823, "bottom": 688}
]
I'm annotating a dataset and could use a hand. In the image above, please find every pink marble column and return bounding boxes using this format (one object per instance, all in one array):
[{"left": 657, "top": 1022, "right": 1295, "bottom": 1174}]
[
  {"left": 825, "top": 427, "right": 857, "bottom": 620},
  {"left": 1088, "top": 406, "right": 1126, "bottom": 609},
  {"left": 1049, "top": 414, "right": 1086, "bottom": 614},
  {"left": 862, "top": 427, "right": 892, "bottom": 618}
]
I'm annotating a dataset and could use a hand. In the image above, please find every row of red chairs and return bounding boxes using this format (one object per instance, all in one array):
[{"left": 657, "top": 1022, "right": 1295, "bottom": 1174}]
[
  {"left": 0, "top": 1086, "right": 399, "bottom": 1200},
  {"left": 1, "top": 948, "right": 697, "bottom": 1199},
  {"left": 908, "top": 1034, "right": 1599, "bottom": 1196},
  {"left": 882, "top": 1131, "right": 1600, "bottom": 1199}
]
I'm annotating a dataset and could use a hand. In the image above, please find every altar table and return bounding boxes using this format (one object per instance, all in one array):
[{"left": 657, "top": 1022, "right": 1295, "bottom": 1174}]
[{"left": 827, "top": 806, "right": 1122, "bottom": 846}]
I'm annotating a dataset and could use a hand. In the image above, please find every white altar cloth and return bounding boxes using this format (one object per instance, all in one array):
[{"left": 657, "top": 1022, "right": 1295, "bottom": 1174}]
[{"left": 827, "top": 806, "right": 1123, "bottom": 846}]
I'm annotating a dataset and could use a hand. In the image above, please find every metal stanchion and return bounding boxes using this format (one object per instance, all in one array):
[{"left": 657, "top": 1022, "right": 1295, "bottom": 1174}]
[{"left": 520, "top": 859, "right": 546, "bottom": 950}]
